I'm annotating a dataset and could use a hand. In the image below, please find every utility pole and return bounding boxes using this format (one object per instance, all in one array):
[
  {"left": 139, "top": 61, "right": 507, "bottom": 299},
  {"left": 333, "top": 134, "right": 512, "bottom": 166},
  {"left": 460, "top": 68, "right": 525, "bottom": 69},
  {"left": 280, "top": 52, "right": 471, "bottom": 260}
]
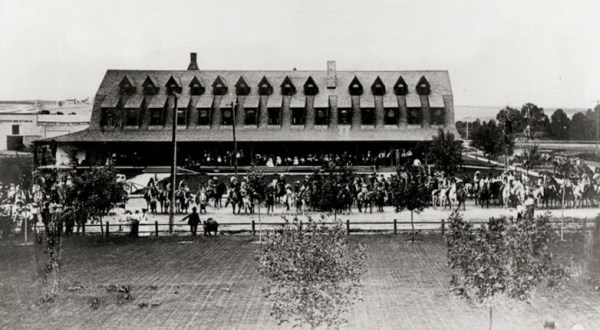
[
  {"left": 169, "top": 92, "right": 179, "bottom": 233},
  {"left": 593, "top": 101, "right": 600, "bottom": 155},
  {"left": 230, "top": 100, "right": 239, "bottom": 180}
]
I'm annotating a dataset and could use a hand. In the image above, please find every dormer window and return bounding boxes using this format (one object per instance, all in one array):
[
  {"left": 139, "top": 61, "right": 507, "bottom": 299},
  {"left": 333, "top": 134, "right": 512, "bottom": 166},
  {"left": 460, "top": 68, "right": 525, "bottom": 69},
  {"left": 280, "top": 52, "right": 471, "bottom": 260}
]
[
  {"left": 258, "top": 76, "right": 273, "bottom": 95},
  {"left": 101, "top": 108, "right": 118, "bottom": 127},
  {"left": 165, "top": 76, "right": 182, "bottom": 95},
  {"left": 348, "top": 76, "right": 363, "bottom": 96},
  {"left": 119, "top": 76, "right": 136, "bottom": 95},
  {"left": 416, "top": 76, "right": 431, "bottom": 95},
  {"left": 235, "top": 77, "right": 251, "bottom": 96},
  {"left": 393, "top": 76, "right": 409, "bottom": 95},
  {"left": 371, "top": 76, "right": 386, "bottom": 95},
  {"left": 142, "top": 76, "right": 159, "bottom": 95},
  {"left": 281, "top": 76, "right": 296, "bottom": 96},
  {"left": 212, "top": 76, "right": 228, "bottom": 96},
  {"left": 303, "top": 76, "right": 319, "bottom": 96},
  {"left": 407, "top": 107, "right": 422, "bottom": 125},
  {"left": 430, "top": 108, "right": 445, "bottom": 125},
  {"left": 189, "top": 76, "right": 205, "bottom": 95}
]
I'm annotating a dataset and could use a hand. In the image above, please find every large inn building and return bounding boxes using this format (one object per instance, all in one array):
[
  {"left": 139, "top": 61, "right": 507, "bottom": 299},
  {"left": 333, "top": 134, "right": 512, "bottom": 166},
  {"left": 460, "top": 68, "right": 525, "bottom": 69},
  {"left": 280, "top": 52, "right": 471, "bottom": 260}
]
[{"left": 43, "top": 53, "right": 458, "bottom": 170}]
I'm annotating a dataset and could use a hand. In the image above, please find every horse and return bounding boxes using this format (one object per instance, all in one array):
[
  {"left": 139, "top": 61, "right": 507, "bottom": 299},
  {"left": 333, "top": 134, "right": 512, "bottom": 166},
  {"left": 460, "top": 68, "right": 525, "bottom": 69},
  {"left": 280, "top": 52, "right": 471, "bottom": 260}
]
[
  {"left": 206, "top": 182, "right": 227, "bottom": 208},
  {"left": 225, "top": 188, "right": 242, "bottom": 215},
  {"left": 477, "top": 181, "right": 491, "bottom": 208},
  {"left": 158, "top": 188, "right": 170, "bottom": 214}
]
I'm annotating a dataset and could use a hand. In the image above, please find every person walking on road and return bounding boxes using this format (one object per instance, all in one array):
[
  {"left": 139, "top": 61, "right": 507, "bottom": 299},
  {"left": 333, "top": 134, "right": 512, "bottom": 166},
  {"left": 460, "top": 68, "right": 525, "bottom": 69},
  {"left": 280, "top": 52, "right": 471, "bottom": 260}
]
[{"left": 181, "top": 207, "right": 200, "bottom": 236}]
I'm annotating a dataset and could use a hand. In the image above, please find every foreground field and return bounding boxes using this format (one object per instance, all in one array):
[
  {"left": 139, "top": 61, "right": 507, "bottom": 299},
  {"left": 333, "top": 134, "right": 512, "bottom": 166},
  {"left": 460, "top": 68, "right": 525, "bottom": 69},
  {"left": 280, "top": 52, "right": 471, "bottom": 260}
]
[{"left": 1, "top": 235, "right": 599, "bottom": 330}]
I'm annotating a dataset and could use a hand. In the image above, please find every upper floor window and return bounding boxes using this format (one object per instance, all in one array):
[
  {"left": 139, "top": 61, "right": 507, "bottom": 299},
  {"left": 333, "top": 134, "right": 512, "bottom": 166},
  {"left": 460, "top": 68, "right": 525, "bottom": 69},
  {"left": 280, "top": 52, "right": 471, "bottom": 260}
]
[
  {"left": 197, "top": 109, "right": 210, "bottom": 125},
  {"left": 384, "top": 108, "right": 398, "bottom": 125},
  {"left": 150, "top": 108, "right": 164, "bottom": 126},
  {"left": 189, "top": 76, "right": 205, "bottom": 96},
  {"left": 339, "top": 108, "right": 351, "bottom": 125},
  {"left": 430, "top": 108, "right": 445, "bottom": 125},
  {"left": 291, "top": 108, "right": 304, "bottom": 125},
  {"left": 222, "top": 108, "right": 233, "bottom": 125},
  {"left": 101, "top": 108, "right": 118, "bottom": 127},
  {"left": 315, "top": 108, "right": 328, "bottom": 125},
  {"left": 126, "top": 108, "right": 138, "bottom": 126},
  {"left": 177, "top": 108, "right": 186, "bottom": 126},
  {"left": 407, "top": 107, "right": 422, "bottom": 125},
  {"left": 361, "top": 108, "right": 374, "bottom": 125},
  {"left": 268, "top": 108, "right": 280, "bottom": 125},
  {"left": 245, "top": 109, "right": 257, "bottom": 125},
  {"left": 12, "top": 125, "right": 19, "bottom": 135}
]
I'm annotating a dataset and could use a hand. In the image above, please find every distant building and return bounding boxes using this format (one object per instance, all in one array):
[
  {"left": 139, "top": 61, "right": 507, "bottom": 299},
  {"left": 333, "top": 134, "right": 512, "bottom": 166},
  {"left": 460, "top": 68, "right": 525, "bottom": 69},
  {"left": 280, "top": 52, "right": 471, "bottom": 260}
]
[
  {"left": 40, "top": 53, "right": 458, "bottom": 169},
  {"left": 0, "top": 103, "right": 90, "bottom": 151}
]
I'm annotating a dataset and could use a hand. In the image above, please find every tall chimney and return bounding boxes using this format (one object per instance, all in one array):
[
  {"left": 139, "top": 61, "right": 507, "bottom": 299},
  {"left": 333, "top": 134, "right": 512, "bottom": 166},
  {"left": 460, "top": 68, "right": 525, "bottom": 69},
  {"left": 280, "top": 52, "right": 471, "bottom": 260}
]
[
  {"left": 187, "top": 52, "right": 199, "bottom": 70},
  {"left": 327, "top": 60, "right": 336, "bottom": 89}
]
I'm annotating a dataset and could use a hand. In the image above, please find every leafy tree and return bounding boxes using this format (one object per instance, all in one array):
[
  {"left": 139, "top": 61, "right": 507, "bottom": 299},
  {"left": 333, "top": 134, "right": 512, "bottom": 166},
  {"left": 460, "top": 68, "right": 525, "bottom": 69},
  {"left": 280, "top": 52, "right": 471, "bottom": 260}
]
[
  {"left": 446, "top": 211, "right": 565, "bottom": 330},
  {"left": 455, "top": 121, "right": 467, "bottom": 139},
  {"left": 549, "top": 109, "right": 570, "bottom": 140},
  {"left": 584, "top": 107, "right": 600, "bottom": 140},
  {"left": 71, "top": 166, "right": 127, "bottom": 223},
  {"left": 255, "top": 216, "right": 366, "bottom": 329},
  {"left": 307, "top": 166, "right": 354, "bottom": 220},
  {"left": 521, "top": 103, "right": 550, "bottom": 138},
  {"left": 496, "top": 106, "right": 525, "bottom": 135},
  {"left": 427, "top": 128, "right": 463, "bottom": 175},
  {"left": 470, "top": 120, "right": 514, "bottom": 160},
  {"left": 389, "top": 165, "right": 430, "bottom": 242},
  {"left": 569, "top": 112, "right": 589, "bottom": 140},
  {"left": 245, "top": 166, "right": 271, "bottom": 242}
]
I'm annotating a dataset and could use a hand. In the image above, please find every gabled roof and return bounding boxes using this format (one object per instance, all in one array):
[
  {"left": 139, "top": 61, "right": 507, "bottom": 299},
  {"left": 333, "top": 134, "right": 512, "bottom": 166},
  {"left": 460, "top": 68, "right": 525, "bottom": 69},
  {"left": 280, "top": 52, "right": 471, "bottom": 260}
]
[
  {"left": 371, "top": 76, "right": 386, "bottom": 95},
  {"left": 119, "top": 75, "right": 136, "bottom": 88},
  {"left": 394, "top": 76, "right": 408, "bottom": 95},
  {"left": 303, "top": 76, "right": 319, "bottom": 96},
  {"left": 142, "top": 76, "right": 159, "bottom": 88},
  {"left": 166, "top": 75, "right": 182, "bottom": 88},
  {"left": 416, "top": 76, "right": 431, "bottom": 95},
  {"left": 258, "top": 76, "right": 273, "bottom": 95},
  {"left": 349, "top": 76, "right": 363, "bottom": 96},
  {"left": 235, "top": 76, "right": 251, "bottom": 95},
  {"left": 212, "top": 75, "right": 227, "bottom": 88}
]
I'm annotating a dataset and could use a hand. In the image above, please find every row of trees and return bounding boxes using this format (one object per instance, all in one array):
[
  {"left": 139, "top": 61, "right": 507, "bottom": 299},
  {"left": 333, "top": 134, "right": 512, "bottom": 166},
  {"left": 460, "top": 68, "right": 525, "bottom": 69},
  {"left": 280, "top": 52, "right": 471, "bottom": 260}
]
[{"left": 456, "top": 103, "right": 600, "bottom": 141}]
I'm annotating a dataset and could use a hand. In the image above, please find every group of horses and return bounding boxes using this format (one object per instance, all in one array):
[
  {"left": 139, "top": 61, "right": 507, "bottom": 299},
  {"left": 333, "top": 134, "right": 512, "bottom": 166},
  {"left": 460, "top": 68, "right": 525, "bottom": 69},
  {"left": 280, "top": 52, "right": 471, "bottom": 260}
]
[{"left": 428, "top": 174, "right": 600, "bottom": 211}]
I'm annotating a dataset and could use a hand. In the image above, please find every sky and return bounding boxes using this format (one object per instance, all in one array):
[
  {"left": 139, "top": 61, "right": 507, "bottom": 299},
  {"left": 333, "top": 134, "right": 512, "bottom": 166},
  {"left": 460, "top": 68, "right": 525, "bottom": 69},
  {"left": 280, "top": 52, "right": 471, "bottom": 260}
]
[{"left": 0, "top": 0, "right": 599, "bottom": 109}]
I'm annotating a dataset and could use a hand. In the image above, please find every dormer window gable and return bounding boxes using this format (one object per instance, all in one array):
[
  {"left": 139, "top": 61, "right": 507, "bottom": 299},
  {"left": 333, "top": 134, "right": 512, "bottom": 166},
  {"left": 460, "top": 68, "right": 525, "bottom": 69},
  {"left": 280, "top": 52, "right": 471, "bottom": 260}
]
[
  {"left": 348, "top": 76, "right": 363, "bottom": 96},
  {"left": 280, "top": 76, "right": 296, "bottom": 96},
  {"left": 416, "top": 76, "right": 431, "bottom": 95},
  {"left": 303, "top": 76, "right": 319, "bottom": 96},
  {"left": 393, "top": 76, "right": 409, "bottom": 95},
  {"left": 212, "top": 76, "right": 228, "bottom": 95},
  {"left": 165, "top": 76, "right": 182, "bottom": 95},
  {"left": 142, "top": 76, "right": 159, "bottom": 95},
  {"left": 119, "top": 76, "right": 136, "bottom": 95},
  {"left": 188, "top": 76, "right": 205, "bottom": 95},
  {"left": 258, "top": 76, "right": 273, "bottom": 95},
  {"left": 371, "top": 76, "right": 386, "bottom": 95},
  {"left": 235, "top": 76, "right": 251, "bottom": 96}
]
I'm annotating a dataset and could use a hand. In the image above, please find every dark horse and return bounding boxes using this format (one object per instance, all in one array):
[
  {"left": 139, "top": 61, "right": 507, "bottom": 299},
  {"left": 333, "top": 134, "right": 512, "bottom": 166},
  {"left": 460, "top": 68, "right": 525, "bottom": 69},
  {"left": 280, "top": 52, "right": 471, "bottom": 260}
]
[{"left": 206, "top": 182, "right": 227, "bottom": 208}]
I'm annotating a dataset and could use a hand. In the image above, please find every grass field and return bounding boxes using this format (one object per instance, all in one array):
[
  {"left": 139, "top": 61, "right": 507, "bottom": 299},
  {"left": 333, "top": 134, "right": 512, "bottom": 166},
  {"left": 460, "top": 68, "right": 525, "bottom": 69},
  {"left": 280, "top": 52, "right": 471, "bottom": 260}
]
[{"left": 1, "top": 235, "right": 600, "bottom": 330}]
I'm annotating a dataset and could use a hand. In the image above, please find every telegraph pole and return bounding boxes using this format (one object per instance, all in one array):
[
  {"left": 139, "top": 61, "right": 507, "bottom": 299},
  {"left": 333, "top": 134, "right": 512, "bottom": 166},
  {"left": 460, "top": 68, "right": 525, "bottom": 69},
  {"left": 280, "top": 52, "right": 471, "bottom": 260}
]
[
  {"left": 230, "top": 101, "right": 239, "bottom": 180},
  {"left": 169, "top": 92, "right": 179, "bottom": 233}
]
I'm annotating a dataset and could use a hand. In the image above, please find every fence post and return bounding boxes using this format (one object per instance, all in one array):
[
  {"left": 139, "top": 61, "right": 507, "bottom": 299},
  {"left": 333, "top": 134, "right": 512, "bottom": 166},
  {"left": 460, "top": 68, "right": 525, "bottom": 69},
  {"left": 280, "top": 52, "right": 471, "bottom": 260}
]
[
  {"left": 119, "top": 224, "right": 122, "bottom": 232},
  {"left": 155, "top": 221, "right": 159, "bottom": 237},
  {"left": 251, "top": 220, "right": 256, "bottom": 236},
  {"left": 106, "top": 221, "right": 110, "bottom": 237},
  {"left": 346, "top": 220, "right": 350, "bottom": 235},
  {"left": 82, "top": 222, "right": 85, "bottom": 235},
  {"left": 441, "top": 219, "right": 445, "bottom": 235},
  {"left": 394, "top": 219, "right": 397, "bottom": 235}
]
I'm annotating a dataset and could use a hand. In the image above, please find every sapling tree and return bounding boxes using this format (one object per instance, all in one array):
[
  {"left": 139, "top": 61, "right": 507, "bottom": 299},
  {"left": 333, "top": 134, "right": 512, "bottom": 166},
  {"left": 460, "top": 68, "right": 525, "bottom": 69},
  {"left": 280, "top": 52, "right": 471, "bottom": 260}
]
[
  {"left": 389, "top": 165, "right": 430, "bottom": 242},
  {"left": 307, "top": 166, "right": 354, "bottom": 221},
  {"left": 446, "top": 210, "right": 565, "bottom": 330},
  {"left": 245, "top": 166, "right": 271, "bottom": 242},
  {"left": 35, "top": 166, "right": 126, "bottom": 302},
  {"left": 255, "top": 216, "right": 366, "bottom": 329},
  {"left": 553, "top": 157, "right": 575, "bottom": 240}
]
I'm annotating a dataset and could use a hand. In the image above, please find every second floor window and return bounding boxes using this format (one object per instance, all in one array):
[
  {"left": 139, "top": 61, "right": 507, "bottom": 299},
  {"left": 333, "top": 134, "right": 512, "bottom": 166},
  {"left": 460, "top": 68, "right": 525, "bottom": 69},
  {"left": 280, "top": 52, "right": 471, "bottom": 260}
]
[
  {"left": 407, "top": 107, "right": 422, "bottom": 125},
  {"left": 126, "top": 108, "right": 138, "bottom": 126},
  {"left": 177, "top": 108, "right": 186, "bottom": 126},
  {"left": 268, "top": 108, "right": 280, "bottom": 125},
  {"left": 361, "top": 108, "right": 374, "bottom": 125},
  {"left": 101, "top": 108, "right": 117, "bottom": 127},
  {"left": 222, "top": 108, "right": 233, "bottom": 125},
  {"left": 384, "top": 108, "right": 398, "bottom": 125},
  {"left": 315, "top": 108, "right": 328, "bottom": 125},
  {"left": 197, "top": 109, "right": 210, "bottom": 125},
  {"left": 430, "top": 108, "right": 445, "bottom": 125},
  {"left": 291, "top": 108, "right": 304, "bottom": 125},
  {"left": 339, "top": 108, "right": 351, "bottom": 125},
  {"left": 245, "top": 109, "right": 257, "bottom": 125},
  {"left": 150, "top": 108, "right": 163, "bottom": 126}
]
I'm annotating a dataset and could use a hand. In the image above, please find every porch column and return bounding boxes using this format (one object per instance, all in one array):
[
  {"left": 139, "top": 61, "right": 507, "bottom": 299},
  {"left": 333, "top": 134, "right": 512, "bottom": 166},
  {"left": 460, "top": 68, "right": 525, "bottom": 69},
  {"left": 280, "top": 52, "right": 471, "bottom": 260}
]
[
  {"left": 305, "top": 95, "right": 315, "bottom": 129},
  {"left": 258, "top": 96, "right": 268, "bottom": 128},
  {"left": 281, "top": 96, "right": 291, "bottom": 128},
  {"left": 211, "top": 96, "right": 222, "bottom": 129}
]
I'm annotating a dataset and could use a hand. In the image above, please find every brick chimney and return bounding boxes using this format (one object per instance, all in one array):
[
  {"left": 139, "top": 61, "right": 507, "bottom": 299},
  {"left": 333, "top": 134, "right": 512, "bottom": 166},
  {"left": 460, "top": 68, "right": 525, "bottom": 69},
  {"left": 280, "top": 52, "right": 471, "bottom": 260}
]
[
  {"left": 187, "top": 52, "right": 199, "bottom": 70},
  {"left": 327, "top": 60, "right": 336, "bottom": 89}
]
